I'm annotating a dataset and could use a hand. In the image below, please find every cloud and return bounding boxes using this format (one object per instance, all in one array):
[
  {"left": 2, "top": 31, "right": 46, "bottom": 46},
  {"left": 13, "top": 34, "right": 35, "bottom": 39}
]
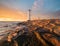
[
  {"left": 39, "top": 10, "right": 60, "bottom": 19},
  {"left": 32, "top": 0, "right": 44, "bottom": 10},
  {"left": 51, "top": 10, "right": 60, "bottom": 19},
  {"left": 0, "top": 4, "right": 28, "bottom": 21}
]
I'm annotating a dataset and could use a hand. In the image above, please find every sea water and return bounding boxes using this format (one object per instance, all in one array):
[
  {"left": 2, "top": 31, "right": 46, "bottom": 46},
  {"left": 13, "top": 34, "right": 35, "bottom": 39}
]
[{"left": 0, "top": 21, "right": 20, "bottom": 40}]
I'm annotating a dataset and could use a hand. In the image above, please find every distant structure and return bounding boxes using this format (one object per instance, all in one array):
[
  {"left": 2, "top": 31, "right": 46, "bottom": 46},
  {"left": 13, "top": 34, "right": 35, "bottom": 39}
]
[{"left": 28, "top": 9, "right": 31, "bottom": 21}]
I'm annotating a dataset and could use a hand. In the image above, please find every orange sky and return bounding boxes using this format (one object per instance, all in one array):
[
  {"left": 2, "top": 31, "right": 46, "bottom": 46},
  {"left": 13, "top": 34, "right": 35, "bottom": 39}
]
[{"left": 0, "top": 5, "right": 28, "bottom": 21}]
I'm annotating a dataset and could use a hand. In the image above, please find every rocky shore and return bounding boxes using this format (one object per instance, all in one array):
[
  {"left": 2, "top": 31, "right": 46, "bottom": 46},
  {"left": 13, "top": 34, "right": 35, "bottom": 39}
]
[{"left": 0, "top": 19, "right": 60, "bottom": 46}]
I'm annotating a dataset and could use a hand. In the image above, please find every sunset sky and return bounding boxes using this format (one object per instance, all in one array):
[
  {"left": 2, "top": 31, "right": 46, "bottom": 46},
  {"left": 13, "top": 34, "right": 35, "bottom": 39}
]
[{"left": 0, "top": 0, "right": 60, "bottom": 21}]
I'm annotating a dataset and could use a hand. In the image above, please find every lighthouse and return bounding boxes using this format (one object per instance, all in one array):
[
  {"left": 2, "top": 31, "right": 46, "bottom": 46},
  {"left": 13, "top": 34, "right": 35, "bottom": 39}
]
[{"left": 28, "top": 9, "right": 31, "bottom": 21}]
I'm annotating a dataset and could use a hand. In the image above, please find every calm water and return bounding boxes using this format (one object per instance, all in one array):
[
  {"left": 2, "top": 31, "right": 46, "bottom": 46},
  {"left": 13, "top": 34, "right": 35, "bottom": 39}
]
[{"left": 0, "top": 21, "right": 20, "bottom": 36}]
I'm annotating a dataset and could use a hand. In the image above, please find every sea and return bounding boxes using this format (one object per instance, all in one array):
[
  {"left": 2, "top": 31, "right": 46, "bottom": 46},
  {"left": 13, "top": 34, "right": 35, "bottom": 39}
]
[{"left": 0, "top": 21, "right": 20, "bottom": 40}]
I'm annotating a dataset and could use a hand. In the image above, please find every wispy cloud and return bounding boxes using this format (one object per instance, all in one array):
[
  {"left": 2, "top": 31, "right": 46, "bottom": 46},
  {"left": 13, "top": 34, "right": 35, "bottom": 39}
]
[
  {"left": 32, "top": 0, "right": 44, "bottom": 10},
  {"left": 0, "top": 4, "right": 28, "bottom": 21}
]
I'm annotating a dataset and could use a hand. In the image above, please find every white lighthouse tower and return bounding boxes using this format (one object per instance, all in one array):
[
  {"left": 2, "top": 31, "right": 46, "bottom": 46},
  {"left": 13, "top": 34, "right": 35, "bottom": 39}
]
[{"left": 28, "top": 9, "right": 31, "bottom": 21}]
